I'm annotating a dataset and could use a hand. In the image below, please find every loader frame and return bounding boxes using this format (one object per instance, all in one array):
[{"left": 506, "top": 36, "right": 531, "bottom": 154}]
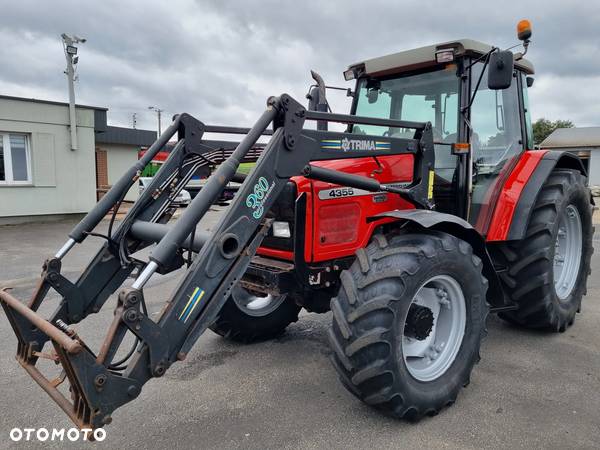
[{"left": 0, "top": 94, "right": 435, "bottom": 429}]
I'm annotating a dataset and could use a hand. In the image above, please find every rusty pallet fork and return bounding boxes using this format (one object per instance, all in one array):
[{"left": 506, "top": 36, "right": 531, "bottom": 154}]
[{"left": 0, "top": 94, "right": 434, "bottom": 429}]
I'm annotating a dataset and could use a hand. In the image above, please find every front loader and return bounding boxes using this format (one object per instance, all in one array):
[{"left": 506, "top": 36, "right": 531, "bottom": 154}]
[{"left": 0, "top": 20, "right": 593, "bottom": 426}]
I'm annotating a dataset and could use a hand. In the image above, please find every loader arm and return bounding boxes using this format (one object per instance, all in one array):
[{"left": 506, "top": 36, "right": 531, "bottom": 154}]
[{"left": 0, "top": 94, "right": 434, "bottom": 429}]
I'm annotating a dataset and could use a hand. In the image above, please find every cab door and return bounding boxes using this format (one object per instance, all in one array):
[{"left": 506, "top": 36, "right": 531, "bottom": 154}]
[{"left": 466, "top": 63, "right": 526, "bottom": 235}]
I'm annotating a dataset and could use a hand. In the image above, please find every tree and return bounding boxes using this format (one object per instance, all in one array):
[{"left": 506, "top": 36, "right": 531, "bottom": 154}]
[{"left": 533, "top": 118, "right": 574, "bottom": 146}]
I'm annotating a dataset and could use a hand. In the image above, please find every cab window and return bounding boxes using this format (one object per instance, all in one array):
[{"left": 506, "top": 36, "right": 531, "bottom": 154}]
[
  {"left": 470, "top": 65, "right": 522, "bottom": 168},
  {"left": 520, "top": 72, "right": 534, "bottom": 149},
  {"left": 353, "top": 69, "right": 459, "bottom": 142}
]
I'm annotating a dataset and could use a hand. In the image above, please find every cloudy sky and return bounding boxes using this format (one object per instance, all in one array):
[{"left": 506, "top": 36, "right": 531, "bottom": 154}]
[{"left": 1, "top": 0, "right": 598, "bottom": 133}]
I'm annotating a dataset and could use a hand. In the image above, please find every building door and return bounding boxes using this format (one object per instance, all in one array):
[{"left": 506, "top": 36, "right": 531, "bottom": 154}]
[{"left": 95, "top": 148, "right": 108, "bottom": 201}]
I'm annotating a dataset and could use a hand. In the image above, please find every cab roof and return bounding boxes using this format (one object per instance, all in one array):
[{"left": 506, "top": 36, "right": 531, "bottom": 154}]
[{"left": 348, "top": 39, "right": 534, "bottom": 78}]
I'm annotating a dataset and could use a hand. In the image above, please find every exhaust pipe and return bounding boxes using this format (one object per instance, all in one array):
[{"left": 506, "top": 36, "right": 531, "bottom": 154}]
[{"left": 307, "top": 70, "right": 328, "bottom": 131}]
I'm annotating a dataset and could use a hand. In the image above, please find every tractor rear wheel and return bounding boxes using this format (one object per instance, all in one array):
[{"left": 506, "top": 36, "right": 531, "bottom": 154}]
[
  {"left": 328, "top": 231, "right": 488, "bottom": 420},
  {"left": 210, "top": 285, "right": 301, "bottom": 343},
  {"left": 495, "top": 169, "right": 593, "bottom": 331}
]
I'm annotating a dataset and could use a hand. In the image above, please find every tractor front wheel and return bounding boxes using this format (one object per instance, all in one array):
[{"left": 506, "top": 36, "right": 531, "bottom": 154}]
[{"left": 328, "top": 232, "right": 488, "bottom": 420}]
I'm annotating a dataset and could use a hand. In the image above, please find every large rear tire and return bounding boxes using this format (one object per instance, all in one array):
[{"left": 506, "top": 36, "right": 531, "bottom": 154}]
[
  {"left": 328, "top": 231, "right": 488, "bottom": 420},
  {"left": 493, "top": 169, "right": 593, "bottom": 331},
  {"left": 210, "top": 285, "right": 301, "bottom": 343}
]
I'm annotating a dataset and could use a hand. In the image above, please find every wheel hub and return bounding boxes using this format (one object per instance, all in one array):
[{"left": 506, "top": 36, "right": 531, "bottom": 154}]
[
  {"left": 404, "top": 304, "right": 434, "bottom": 340},
  {"left": 402, "top": 275, "right": 467, "bottom": 382},
  {"left": 553, "top": 204, "right": 583, "bottom": 300},
  {"left": 231, "top": 285, "right": 287, "bottom": 317}
]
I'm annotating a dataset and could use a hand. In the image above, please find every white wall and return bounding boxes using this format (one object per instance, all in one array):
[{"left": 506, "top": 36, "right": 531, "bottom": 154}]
[
  {"left": 102, "top": 143, "right": 139, "bottom": 202},
  {"left": 0, "top": 98, "right": 97, "bottom": 218},
  {"left": 587, "top": 148, "right": 600, "bottom": 186}
]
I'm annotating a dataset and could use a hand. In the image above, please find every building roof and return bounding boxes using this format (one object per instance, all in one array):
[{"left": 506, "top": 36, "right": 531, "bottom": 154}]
[
  {"left": 348, "top": 39, "right": 535, "bottom": 77},
  {"left": 96, "top": 126, "right": 157, "bottom": 147},
  {"left": 0, "top": 93, "right": 108, "bottom": 133},
  {"left": 0, "top": 94, "right": 107, "bottom": 111},
  {"left": 540, "top": 127, "right": 600, "bottom": 149}
]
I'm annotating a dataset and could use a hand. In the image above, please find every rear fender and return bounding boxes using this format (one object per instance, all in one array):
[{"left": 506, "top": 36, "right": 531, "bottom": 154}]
[
  {"left": 370, "top": 210, "right": 505, "bottom": 307},
  {"left": 490, "top": 150, "right": 589, "bottom": 242}
]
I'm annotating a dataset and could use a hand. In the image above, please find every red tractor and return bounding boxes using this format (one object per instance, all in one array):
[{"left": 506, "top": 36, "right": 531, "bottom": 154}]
[
  {"left": 211, "top": 23, "right": 594, "bottom": 417},
  {"left": 0, "top": 21, "right": 593, "bottom": 427}
]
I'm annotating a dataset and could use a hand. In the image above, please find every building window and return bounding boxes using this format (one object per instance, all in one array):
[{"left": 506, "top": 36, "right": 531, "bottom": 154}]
[{"left": 0, "top": 133, "right": 32, "bottom": 184}]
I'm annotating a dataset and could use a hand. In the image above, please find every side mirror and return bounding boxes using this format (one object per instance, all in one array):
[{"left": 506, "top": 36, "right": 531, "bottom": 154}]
[
  {"left": 367, "top": 88, "right": 379, "bottom": 104},
  {"left": 487, "top": 51, "right": 514, "bottom": 90},
  {"left": 366, "top": 78, "right": 381, "bottom": 104},
  {"left": 526, "top": 76, "right": 534, "bottom": 88}
]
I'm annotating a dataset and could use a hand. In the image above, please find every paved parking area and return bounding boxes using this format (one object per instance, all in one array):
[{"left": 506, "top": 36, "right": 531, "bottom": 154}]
[{"left": 0, "top": 213, "right": 599, "bottom": 449}]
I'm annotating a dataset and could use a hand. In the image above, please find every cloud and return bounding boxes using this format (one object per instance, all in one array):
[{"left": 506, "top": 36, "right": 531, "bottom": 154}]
[{"left": 0, "top": 0, "right": 598, "bottom": 131}]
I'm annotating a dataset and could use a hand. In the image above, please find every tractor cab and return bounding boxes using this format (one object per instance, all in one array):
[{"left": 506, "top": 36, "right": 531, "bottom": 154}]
[
  {"left": 255, "top": 30, "right": 538, "bottom": 301},
  {"left": 342, "top": 38, "right": 535, "bottom": 235}
]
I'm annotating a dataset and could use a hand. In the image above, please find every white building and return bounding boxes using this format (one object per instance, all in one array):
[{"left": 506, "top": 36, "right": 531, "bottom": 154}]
[
  {"left": 540, "top": 127, "right": 600, "bottom": 186},
  {"left": 0, "top": 95, "right": 155, "bottom": 224}
]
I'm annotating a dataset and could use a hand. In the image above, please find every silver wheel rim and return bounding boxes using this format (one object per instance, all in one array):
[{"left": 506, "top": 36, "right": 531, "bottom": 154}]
[
  {"left": 402, "top": 275, "right": 467, "bottom": 382},
  {"left": 231, "top": 285, "right": 287, "bottom": 317},
  {"left": 554, "top": 204, "right": 583, "bottom": 300}
]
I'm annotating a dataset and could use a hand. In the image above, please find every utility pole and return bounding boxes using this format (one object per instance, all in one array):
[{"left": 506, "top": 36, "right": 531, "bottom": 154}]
[
  {"left": 148, "top": 106, "right": 163, "bottom": 137},
  {"left": 132, "top": 112, "right": 137, "bottom": 129},
  {"left": 61, "top": 33, "right": 86, "bottom": 151}
]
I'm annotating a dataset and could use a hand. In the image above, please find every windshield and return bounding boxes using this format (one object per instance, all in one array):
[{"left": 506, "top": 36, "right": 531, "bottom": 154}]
[
  {"left": 353, "top": 68, "right": 460, "bottom": 187},
  {"left": 353, "top": 68, "right": 460, "bottom": 141}
]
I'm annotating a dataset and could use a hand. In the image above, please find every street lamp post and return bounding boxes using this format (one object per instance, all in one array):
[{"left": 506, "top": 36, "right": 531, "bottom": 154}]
[
  {"left": 61, "top": 33, "right": 86, "bottom": 151},
  {"left": 148, "top": 106, "right": 163, "bottom": 137}
]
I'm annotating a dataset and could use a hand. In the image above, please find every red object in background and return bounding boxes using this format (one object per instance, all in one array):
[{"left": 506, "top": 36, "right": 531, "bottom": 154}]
[{"left": 139, "top": 149, "right": 169, "bottom": 162}]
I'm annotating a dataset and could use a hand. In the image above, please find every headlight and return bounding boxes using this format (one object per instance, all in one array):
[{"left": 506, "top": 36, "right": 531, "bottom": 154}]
[{"left": 272, "top": 221, "right": 291, "bottom": 238}]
